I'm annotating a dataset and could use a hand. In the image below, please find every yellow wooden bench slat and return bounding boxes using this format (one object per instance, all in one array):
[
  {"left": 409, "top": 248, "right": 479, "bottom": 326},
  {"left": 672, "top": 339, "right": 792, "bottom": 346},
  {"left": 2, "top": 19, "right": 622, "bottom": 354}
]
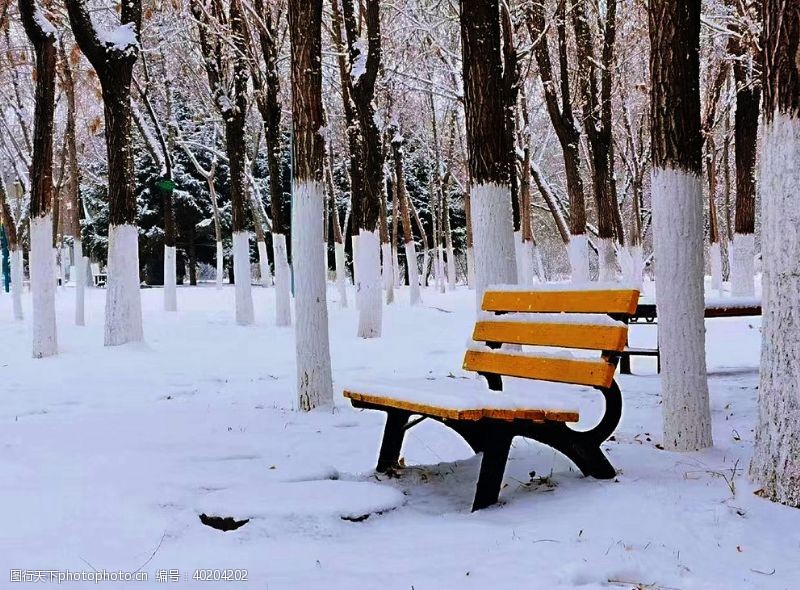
[
  {"left": 343, "top": 390, "right": 579, "bottom": 423},
  {"left": 463, "top": 349, "right": 617, "bottom": 388},
  {"left": 473, "top": 320, "right": 628, "bottom": 351},
  {"left": 482, "top": 289, "right": 639, "bottom": 315}
]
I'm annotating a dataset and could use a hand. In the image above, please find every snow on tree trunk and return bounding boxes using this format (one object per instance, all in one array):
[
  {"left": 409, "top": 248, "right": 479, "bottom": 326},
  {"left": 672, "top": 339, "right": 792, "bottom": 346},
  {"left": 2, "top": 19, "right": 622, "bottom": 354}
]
[
  {"left": 74, "top": 239, "right": 85, "bottom": 326},
  {"left": 749, "top": 60, "right": 800, "bottom": 504},
  {"left": 334, "top": 241, "right": 348, "bottom": 307},
  {"left": 709, "top": 241, "right": 723, "bottom": 293},
  {"left": 598, "top": 237, "right": 617, "bottom": 282},
  {"left": 652, "top": 169, "right": 712, "bottom": 449},
  {"left": 568, "top": 235, "right": 590, "bottom": 283},
  {"left": 164, "top": 245, "right": 177, "bottom": 312},
  {"left": 273, "top": 233, "right": 292, "bottom": 325},
  {"left": 232, "top": 231, "right": 254, "bottom": 326},
  {"left": 470, "top": 183, "right": 517, "bottom": 304},
  {"left": 104, "top": 224, "right": 144, "bottom": 346},
  {"left": 404, "top": 241, "right": 421, "bottom": 305},
  {"left": 30, "top": 216, "right": 57, "bottom": 358},
  {"left": 730, "top": 233, "right": 756, "bottom": 297},
  {"left": 257, "top": 240, "right": 272, "bottom": 287},
  {"left": 215, "top": 241, "right": 224, "bottom": 289},
  {"left": 11, "top": 248, "right": 23, "bottom": 320},
  {"left": 357, "top": 229, "right": 382, "bottom": 338},
  {"left": 292, "top": 182, "right": 334, "bottom": 409},
  {"left": 381, "top": 242, "right": 394, "bottom": 304},
  {"left": 446, "top": 244, "right": 456, "bottom": 290}
]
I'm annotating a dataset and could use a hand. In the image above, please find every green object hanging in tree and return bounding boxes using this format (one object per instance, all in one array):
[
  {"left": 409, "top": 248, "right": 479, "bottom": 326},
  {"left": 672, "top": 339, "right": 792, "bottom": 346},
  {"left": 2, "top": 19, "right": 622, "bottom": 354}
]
[{"left": 155, "top": 178, "right": 176, "bottom": 192}]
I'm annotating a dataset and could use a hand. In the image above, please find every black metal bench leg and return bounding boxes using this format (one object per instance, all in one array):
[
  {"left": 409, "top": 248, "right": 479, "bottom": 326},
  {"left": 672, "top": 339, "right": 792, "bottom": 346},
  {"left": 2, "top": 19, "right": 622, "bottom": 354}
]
[
  {"left": 376, "top": 410, "right": 411, "bottom": 473},
  {"left": 472, "top": 433, "right": 513, "bottom": 511},
  {"left": 620, "top": 351, "right": 631, "bottom": 375}
]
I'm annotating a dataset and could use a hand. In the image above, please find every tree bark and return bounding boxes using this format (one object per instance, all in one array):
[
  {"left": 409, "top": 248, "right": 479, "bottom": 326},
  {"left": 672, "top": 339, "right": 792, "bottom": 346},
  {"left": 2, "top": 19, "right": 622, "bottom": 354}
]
[
  {"left": 288, "top": 0, "right": 334, "bottom": 410},
  {"left": 749, "top": 0, "right": 800, "bottom": 507},
  {"left": 461, "top": 0, "right": 517, "bottom": 304},
  {"left": 649, "top": 0, "right": 712, "bottom": 451}
]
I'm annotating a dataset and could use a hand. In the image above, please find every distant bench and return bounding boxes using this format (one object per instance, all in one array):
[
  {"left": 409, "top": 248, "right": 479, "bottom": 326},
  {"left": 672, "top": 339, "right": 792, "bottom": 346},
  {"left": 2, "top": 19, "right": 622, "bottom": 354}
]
[
  {"left": 345, "top": 286, "right": 639, "bottom": 511},
  {"left": 620, "top": 299, "right": 762, "bottom": 374}
]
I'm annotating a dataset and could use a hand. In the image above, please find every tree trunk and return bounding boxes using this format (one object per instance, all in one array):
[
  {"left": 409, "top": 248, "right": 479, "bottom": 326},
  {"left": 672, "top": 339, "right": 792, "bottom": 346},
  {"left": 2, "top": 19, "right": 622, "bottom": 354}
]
[
  {"left": 66, "top": 0, "right": 143, "bottom": 346},
  {"left": 390, "top": 130, "right": 421, "bottom": 305},
  {"left": 20, "top": 0, "right": 58, "bottom": 357},
  {"left": 461, "top": 0, "right": 517, "bottom": 306},
  {"left": 730, "top": 34, "right": 760, "bottom": 296},
  {"left": 649, "top": 0, "right": 712, "bottom": 450},
  {"left": 749, "top": 0, "right": 800, "bottom": 507},
  {"left": 289, "top": 0, "right": 334, "bottom": 410}
]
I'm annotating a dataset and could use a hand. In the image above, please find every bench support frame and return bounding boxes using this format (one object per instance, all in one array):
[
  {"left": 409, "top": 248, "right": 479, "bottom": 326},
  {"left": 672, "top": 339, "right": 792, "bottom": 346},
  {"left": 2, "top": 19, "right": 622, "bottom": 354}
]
[{"left": 353, "top": 380, "right": 621, "bottom": 511}]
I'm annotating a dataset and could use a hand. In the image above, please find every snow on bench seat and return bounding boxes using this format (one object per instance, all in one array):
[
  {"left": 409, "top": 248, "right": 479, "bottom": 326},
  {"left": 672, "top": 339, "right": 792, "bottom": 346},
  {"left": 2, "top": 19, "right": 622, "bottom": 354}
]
[{"left": 343, "top": 380, "right": 579, "bottom": 423}]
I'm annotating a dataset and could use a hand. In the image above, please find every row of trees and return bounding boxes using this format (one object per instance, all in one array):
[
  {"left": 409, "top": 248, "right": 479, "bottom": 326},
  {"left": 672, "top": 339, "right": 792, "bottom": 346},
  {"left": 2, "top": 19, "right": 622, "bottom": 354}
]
[{"left": 2, "top": 0, "right": 798, "bottom": 507}]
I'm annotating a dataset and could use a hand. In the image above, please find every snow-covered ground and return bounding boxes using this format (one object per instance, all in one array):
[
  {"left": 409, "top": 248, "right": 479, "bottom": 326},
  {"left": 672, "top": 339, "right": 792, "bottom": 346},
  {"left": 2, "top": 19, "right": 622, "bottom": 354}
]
[{"left": 1, "top": 281, "right": 798, "bottom": 589}]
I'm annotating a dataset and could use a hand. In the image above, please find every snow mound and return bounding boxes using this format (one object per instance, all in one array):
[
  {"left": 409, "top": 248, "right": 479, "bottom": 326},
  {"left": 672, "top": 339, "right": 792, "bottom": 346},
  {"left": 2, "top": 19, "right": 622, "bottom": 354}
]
[{"left": 194, "top": 480, "right": 405, "bottom": 522}]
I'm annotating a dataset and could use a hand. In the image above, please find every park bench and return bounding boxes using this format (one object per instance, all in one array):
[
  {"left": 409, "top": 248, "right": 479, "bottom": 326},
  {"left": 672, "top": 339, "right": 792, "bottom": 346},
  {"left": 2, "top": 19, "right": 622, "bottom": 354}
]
[
  {"left": 90, "top": 263, "right": 107, "bottom": 288},
  {"left": 620, "top": 298, "right": 762, "bottom": 374},
  {"left": 344, "top": 285, "right": 640, "bottom": 511}
]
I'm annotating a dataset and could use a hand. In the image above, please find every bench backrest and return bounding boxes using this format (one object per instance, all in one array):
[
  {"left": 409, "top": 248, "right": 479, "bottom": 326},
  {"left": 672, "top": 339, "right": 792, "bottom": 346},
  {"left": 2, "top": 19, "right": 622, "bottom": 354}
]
[{"left": 463, "top": 287, "right": 639, "bottom": 389}]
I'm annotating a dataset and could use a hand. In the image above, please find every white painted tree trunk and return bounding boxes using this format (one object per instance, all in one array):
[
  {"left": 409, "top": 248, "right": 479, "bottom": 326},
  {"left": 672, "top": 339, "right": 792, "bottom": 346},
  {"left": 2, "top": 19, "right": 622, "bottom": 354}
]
[
  {"left": 446, "top": 244, "right": 456, "bottom": 289},
  {"left": 30, "top": 216, "right": 57, "bottom": 358},
  {"left": 291, "top": 181, "right": 333, "bottom": 410},
  {"left": 568, "top": 234, "right": 590, "bottom": 283},
  {"left": 470, "top": 183, "right": 517, "bottom": 306},
  {"left": 232, "top": 231, "right": 255, "bottom": 326},
  {"left": 57, "top": 247, "right": 66, "bottom": 288},
  {"left": 620, "top": 244, "right": 644, "bottom": 290},
  {"left": 405, "top": 241, "right": 421, "bottom": 305},
  {"left": 352, "top": 234, "right": 360, "bottom": 310},
  {"left": 514, "top": 231, "right": 526, "bottom": 284},
  {"left": 334, "top": 241, "right": 348, "bottom": 307},
  {"left": 436, "top": 245, "right": 446, "bottom": 293},
  {"left": 651, "top": 168, "right": 712, "bottom": 450},
  {"left": 273, "top": 233, "right": 292, "bottom": 326},
  {"left": 709, "top": 241, "right": 723, "bottom": 293},
  {"left": 533, "top": 244, "right": 546, "bottom": 282},
  {"left": 730, "top": 233, "right": 756, "bottom": 297},
  {"left": 392, "top": 246, "right": 400, "bottom": 287},
  {"left": 11, "top": 247, "right": 23, "bottom": 320},
  {"left": 750, "top": 113, "right": 800, "bottom": 506},
  {"left": 381, "top": 242, "right": 394, "bottom": 304},
  {"left": 466, "top": 246, "right": 475, "bottom": 289},
  {"left": 421, "top": 248, "right": 430, "bottom": 288},
  {"left": 598, "top": 237, "right": 617, "bottom": 282},
  {"left": 215, "top": 241, "right": 224, "bottom": 289},
  {"left": 73, "top": 239, "right": 85, "bottom": 326},
  {"left": 357, "top": 228, "right": 382, "bottom": 338},
  {"left": 104, "top": 224, "right": 144, "bottom": 346},
  {"left": 257, "top": 240, "right": 272, "bottom": 287},
  {"left": 164, "top": 245, "right": 177, "bottom": 312}
]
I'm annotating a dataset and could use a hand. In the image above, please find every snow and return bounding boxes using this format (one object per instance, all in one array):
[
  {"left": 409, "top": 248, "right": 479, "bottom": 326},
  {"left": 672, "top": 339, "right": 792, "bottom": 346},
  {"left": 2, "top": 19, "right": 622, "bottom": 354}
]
[
  {"left": 351, "top": 39, "right": 367, "bottom": 81},
  {"left": 30, "top": 215, "right": 57, "bottom": 358},
  {"left": 477, "top": 311, "right": 627, "bottom": 328},
  {"left": 104, "top": 224, "right": 144, "bottom": 346},
  {"left": 33, "top": 6, "right": 57, "bottom": 36},
  {"left": 232, "top": 231, "right": 254, "bottom": 326},
  {"left": 487, "top": 280, "right": 639, "bottom": 292},
  {"left": 2, "top": 282, "right": 798, "bottom": 589},
  {"left": 651, "top": 168, "right": 712, "bottom": 451},
  {"left": 98, "top": 22, "right": 138, "bottom": 53},
  {"left": 470, "top": 183, "right": 517, "bottom": 307}
]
